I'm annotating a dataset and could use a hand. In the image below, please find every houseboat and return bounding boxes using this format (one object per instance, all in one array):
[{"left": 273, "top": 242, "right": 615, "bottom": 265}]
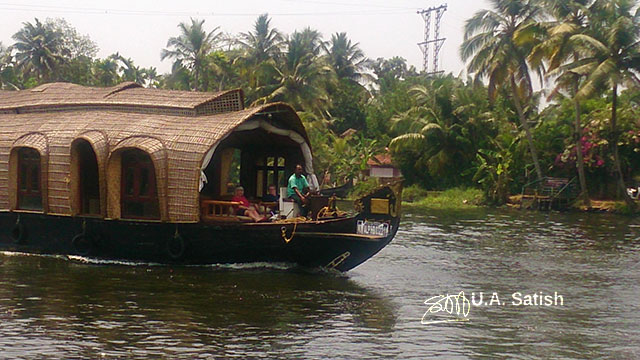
[{"left": 0, "top": 82, "right": 402, "bottom": 272}]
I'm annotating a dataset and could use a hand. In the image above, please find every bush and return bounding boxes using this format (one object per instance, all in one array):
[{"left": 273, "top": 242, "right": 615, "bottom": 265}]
[
  {"left": 348, "top": 177, "right": 380, "bottom": 199},
  {"left": 404, "top": 187, "right": 485, "bottom": 210},
  {"left": 402, "top": 184, "right": 429, "bottom": 202},
  {"left": 614, "top": 201, "right": 639, "bottom": 215}
]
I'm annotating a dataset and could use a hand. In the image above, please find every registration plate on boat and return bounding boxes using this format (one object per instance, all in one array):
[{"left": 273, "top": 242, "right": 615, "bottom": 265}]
[{"left": 357, "top": 220, "right": 391, "bottom": 237}]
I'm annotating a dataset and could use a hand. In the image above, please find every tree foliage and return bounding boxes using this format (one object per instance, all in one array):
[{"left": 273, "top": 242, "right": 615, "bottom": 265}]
[{"left": 2, "top": 9, "right": 640, "bottom": 205}]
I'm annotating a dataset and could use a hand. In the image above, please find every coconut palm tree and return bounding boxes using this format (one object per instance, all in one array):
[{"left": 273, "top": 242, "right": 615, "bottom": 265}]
[
  {"left": 0, "top": 42, "right": 18, "bottom": 90},
  {"left": 112, "top": 53, "right": 147, "bottom": 85},
  {"left": 322, "top": 32, "right": 370, "bottom": 82},
  {"left": 460, "top": 0, "right": 545, "bottom": 183},
  {"left": 238, "top": 14, "right": 283, "bottom": 65},
  {"left": 12, "top": 18, "right": 65, "bottom": 82},
  {"left": 285, "top": 27, "right": 324, "bottom": 68},
  {"left": 92, "top": 56, "right": 120, "bottom": 86},
  {"left": 142, "top": 67, "right": 159, "bottom": 88},
  {"left": 161, "top": 18, "right": 220, "bottom": 91},
  {"left": 562, "top": 0, "right": 640, "bottom": 208},
  {"left": 532, "top": 0, "right": 593, "bottom": 206},
  {"left": 389, "top": 77, "right": 478, "bottom": 184},
  {"left": 234, "top": 14, "right": 283, "bottom": 97},
  {"left": 254, "top": 28, "right": 334, "bottom": 115}
]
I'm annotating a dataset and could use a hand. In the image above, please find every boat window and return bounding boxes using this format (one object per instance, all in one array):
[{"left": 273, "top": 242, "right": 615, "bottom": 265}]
[
  {"left": 255, "top": 155, "right": 286, "bottom": 197},
  {"left": 121, "top": 149, "right": 159, "bottom": 219},
  {"left": 17, "top": 148, "right": 43, "bottom": 211}
]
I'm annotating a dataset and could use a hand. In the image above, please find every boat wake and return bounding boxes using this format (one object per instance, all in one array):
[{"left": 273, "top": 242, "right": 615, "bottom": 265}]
[
  {"left": 1, "top": 250, "right": 69, "bottom": 260},
  {"left": 1, "top": 251, "right": 300, "bottom": 271}
]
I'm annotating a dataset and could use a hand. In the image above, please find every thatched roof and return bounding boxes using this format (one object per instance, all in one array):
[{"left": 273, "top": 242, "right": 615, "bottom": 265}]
[
  {"left": 0, "top": 82, "right": 308, "bottom": 222},
  {"left": 0, "top": 82, "right": 244, "bottom": 115}
]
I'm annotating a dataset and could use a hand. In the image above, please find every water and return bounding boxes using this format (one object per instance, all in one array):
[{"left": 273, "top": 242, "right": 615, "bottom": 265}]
[{"left": 1, "top": 208, "right": 639, "bottom": 359}]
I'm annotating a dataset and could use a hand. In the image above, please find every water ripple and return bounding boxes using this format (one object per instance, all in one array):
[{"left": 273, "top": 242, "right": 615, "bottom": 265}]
[{"left": 1, "top": 208, "right": 639, "bottom": 358}]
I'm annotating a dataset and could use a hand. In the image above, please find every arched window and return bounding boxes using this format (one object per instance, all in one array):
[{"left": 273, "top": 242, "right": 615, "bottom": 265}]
[
  {"left": 121, "top": 149, "right": 159, "bottom": 219},
  {"left": 17, "top": 148, "right": 42, "bottom": 211},
  {"left": 71, "top": 139, "right": 101, "bottom": 215}
]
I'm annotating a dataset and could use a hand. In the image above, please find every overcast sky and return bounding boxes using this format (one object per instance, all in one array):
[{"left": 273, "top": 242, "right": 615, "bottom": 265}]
[{"left": 0, "top": 0, "right": 491, "bottom": 76}]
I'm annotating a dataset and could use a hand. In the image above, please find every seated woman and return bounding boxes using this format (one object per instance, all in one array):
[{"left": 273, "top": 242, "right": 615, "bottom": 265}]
[{"left": 231, "top": 186, "right": 265, "bottom": 222}]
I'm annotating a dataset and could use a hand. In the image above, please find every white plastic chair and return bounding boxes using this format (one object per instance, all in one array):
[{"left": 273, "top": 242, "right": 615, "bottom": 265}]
[{"left": 279, "top": 187, "right": 300, "bottom": 218}]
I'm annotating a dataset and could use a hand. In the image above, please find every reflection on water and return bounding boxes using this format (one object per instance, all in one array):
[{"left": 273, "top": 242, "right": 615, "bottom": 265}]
[
  {"left": 1, "top": 207, "right": 639, "bottom": 359},
  {"left": 0, "top": 255, "right": 396, "bottom": 359},
  {"left": 352, "top": 208, "right": 640, "bottom": 359}
]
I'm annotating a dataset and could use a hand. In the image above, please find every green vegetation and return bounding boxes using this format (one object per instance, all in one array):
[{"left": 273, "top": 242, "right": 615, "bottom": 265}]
[
  {"left": 348, "top": 178, "right": 381, "bottom": 199},
  {"left": 1, "top": 1, "right": 639, "bottom": 210},
  {"left": 403, "top": 187, "right": 485, "bottom": 210}
]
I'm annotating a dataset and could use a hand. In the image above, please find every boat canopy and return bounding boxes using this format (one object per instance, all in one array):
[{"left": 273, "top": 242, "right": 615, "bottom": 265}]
[{"left": 0, "top": 82, "right": 315, "bottom": 222}]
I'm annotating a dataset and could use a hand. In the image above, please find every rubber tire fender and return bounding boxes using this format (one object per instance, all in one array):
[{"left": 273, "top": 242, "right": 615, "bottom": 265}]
[
  {"left": 72, "top": 234, "right": 92, "bottom": 256},
  {"left": 11, "top": 220, "right": 27, "bottom": 244},
  {"left": 166, "top": 233, "right": 186, "bottom": 260}
]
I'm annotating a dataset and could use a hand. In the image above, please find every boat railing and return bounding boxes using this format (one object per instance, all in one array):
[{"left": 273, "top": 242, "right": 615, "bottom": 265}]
[{"left": 200, "top": 200, "right": 241, "bottom": 222}]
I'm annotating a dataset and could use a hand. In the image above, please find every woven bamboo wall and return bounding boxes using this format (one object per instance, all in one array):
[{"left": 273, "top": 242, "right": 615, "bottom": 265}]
[{"left": 0, "top": 98, "right": 305, "bottom": 222}]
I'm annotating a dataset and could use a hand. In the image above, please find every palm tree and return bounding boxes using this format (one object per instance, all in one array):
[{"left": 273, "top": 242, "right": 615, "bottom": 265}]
[
  {"left": 563, "top": 0, "right": 639, "bottom": 208},
  {"left": 460, "top": 0, "right": 545, "bottom": 183},
  {"left": 142, "top": 67, "right": 159, "bottom": 88},
  {"left": 389, "top": 77, "right": 477, "bottom": 184},
  {"left": 0, "top": 42, "right": 18, "bottom": 90},
  {"left": 235, "top": 14, "right": 283, "bottom": 95},
  {"left": 12, "top": 18, "right": 65, "bottom": 82},
  {"left": 238, "top": 14, "right": 283, "bottom": 65},
  {"left": 254, "top": 28, "right": 334, "bottom": 115},
  {"left": 161, "top": 18, "right": 220, "bottom": 91},
  {"left": 285, "top": 27, "right": 324, "bottom": 68},
  {"left": 112, "top": 53, "right": 148, "bottom": 85},
  {"left": 533, "top": 0, "right": 592, "bottom": 206},
  {"left": 322, "top": 32, "right": 370, "bottom": 82},
  {"left": 92, "top": 57, "right": 120, "bottom": 86}
]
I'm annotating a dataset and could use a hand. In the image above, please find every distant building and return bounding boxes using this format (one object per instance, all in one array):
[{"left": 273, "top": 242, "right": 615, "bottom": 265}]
[{"left": 367, "top": 154, "right": 402, "bottom": 179}]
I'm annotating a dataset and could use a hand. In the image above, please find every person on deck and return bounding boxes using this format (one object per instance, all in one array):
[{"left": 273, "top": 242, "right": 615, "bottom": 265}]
[
  {"left": 262, "top": 184, "right": 279, "bottom": 203},
  {"left": 261, "top": 184, "right": 279, "bottom": 215},
  {"left": 231, "top": 186, "right": 265, "bottom": 222},
  {"left": 287, "top": 164, "right": 310, "bottom": 217}
]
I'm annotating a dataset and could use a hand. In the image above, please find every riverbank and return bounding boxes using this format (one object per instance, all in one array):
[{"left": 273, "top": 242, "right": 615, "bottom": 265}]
[
  {"left": 400, "top": 185, "right": 639, "bottom": 215},
  {"left": 402, "top": 186, "right": 484, "bottom": 210},
  {"left": 507, "top": 195, "right": 640, "bottom": 215}
]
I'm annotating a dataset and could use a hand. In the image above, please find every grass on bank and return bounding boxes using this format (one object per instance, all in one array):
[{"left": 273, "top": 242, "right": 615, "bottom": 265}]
[
  {"left": 571, "top": 199, "right": 640, "bottom": 215},
  {"left": 346, "top": 179, "right": 484, "bottom": 210},
  {"left": 401, "top": 185, "right": 484, "bottom": 210}
]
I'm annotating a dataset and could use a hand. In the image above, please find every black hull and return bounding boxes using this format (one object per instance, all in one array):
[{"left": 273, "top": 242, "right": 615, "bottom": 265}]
[
  {"left": 0, "top": 183, "right": 402, "bottom": 272},
  {"left": 0, "top": 213, "right": 398, "bottom": 272}
]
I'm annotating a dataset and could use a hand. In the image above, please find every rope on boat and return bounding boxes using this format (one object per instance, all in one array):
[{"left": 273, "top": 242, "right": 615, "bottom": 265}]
[
  {"left": 280, "top": 222, "right": 298, "bottom": 243},
  {"left": 317, "top": 195, "right": 347, "bottom": 219},
  {"left": 317, "top": 206, "right": 347, "bottom": 219},
  {"left": 274, "top": 216, "right": 308, "bottom": 224}
]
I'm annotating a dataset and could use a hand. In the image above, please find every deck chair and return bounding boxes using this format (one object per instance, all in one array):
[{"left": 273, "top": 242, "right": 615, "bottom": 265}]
[{"left": 279, "top": 187, "right": 300, "bottom": 218}]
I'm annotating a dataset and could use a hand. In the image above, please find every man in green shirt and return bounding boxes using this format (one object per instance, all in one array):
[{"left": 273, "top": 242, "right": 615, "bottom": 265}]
[{"left": 287, "top": 164, "right": 310, "bottom": 216}]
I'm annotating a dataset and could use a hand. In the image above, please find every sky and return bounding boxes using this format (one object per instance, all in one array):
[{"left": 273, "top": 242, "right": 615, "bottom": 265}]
[{"left": 0, "top": 0, "right": 491, "bottom": 76}]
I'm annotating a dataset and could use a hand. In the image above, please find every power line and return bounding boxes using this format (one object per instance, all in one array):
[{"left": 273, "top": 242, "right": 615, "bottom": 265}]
[
  {"left": 280, "top": 0, "right": 416, "bottom": 10},
  {"left": 0, "top": 3, "right": 413, "bottom": 17}
]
